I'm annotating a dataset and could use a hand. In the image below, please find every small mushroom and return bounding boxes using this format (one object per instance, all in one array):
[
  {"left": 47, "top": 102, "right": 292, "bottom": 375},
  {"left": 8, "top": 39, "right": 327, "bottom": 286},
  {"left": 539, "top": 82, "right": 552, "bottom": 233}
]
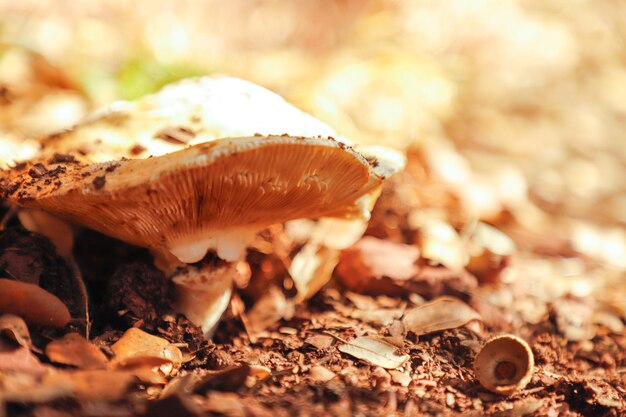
[{"left": 474, "top": 334, "right": 534, "bottom": 395}]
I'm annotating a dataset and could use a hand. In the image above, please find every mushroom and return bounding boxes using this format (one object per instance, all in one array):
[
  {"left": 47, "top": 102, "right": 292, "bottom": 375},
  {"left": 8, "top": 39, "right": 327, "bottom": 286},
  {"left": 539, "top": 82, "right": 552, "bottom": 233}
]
[
  {"left": 3, "top": 135, "right": 389, "bottom": 263},
  {"left": 1, "top": 76, "right": 404, "bottom": 335}
]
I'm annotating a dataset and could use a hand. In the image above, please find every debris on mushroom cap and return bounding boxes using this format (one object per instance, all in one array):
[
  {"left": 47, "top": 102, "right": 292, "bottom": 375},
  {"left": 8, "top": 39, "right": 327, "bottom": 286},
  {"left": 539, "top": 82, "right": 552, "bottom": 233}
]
[
  {"left": 474, "top": 334, "right": 534, "bottom": 396},
  {"left": 38, "top": 76, "right": 341, "bottom": 163},
  {"left": 2, "top": 135, "right": 390, "bottom": 263}
]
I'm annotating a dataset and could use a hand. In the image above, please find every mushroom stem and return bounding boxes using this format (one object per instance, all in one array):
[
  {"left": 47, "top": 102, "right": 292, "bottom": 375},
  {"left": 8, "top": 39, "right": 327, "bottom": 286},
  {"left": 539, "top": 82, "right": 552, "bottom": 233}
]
[{"left": 171, "top": 262, "right": 244, "bottom": 337}]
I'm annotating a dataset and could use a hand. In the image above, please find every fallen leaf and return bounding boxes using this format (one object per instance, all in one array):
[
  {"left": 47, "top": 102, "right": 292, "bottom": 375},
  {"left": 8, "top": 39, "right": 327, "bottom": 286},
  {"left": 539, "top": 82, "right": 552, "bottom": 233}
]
[
  {"left": 45, "top": 333, "right": 108, "bottom": 369},
  {"left": 389, "top": 370, "right": 412, "bottom": 387},
  {"left": 143, "top": 391, "right": 206, "bottom": 417},
  {"left": 413, "top": 218, "right": 467, "bottom": 271},
  {"left": 467, "top": 222, "right": 515, "bottom": 284},
  {"left": 338, "top": 335, "right": 409, "bottom": 369},
  {"left": 0, "top": 339, "right": 48, "bottom": 375},
  {"left": 0, "top": 314, "right": 33, "bottom": 350},
  {"left": 111, "top": 327, "right": 182, "bottom": 367},
  {"left": 204, "top": 391, "right": 247, "bottom": 417},
  {"left": 552, "top": 298, "right": 596, "bottom": 342},
  {"left": 402, "top": 297, "right": 481, "bottom": 336},
  {"left": 348, "top": 307, "right": 404, "bottom": 326},
  {"left": 44, "top": 370, "right": 135, "bottom": 402},
  {"left": 336, "top": 237, "right": 420, "bottom": 293},
  {"left": 194, "top": 365, "right": 251, "bottom": 393},
  {"left": 290, "top": 244, "right": 340, "bottom": 302},
  {"left": 0, "top": 278, "right": 70, "bottom": 328},
  {"left": 305, "top": 334, "right": 335, "bottom": 350},
  {"left": 246, "top": 286, "right": 293, "bottom": 334}
]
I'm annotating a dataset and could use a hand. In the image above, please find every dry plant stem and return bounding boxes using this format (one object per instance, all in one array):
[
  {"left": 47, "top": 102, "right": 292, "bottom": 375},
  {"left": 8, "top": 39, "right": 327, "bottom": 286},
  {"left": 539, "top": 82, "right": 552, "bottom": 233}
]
[
  {"left": 65, "top": 254, "right": 90, "bottom": 338},
  {"left": 0, "top": 204, "right": 17, "bottom": 231}
]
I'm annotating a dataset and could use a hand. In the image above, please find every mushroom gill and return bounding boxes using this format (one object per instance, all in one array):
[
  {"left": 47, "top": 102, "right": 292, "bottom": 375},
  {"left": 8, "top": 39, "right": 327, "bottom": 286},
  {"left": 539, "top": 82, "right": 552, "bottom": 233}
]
[{"left": 2, "top": 135, "right": 388, "bottom": 263}]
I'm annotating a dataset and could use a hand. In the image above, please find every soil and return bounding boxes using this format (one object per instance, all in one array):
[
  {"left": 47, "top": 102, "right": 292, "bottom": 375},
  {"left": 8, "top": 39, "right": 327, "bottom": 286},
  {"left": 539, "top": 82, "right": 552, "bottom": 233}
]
[{"left": 0, "top": 182, "right": 624, "bottom": 417}]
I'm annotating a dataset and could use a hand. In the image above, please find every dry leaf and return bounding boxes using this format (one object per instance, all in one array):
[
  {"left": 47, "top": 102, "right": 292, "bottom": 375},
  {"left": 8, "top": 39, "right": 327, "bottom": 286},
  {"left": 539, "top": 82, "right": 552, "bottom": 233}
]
[
  {"left": 337, "top": 237, "right": 420, "bottom": 291},
  {"left": 552, "top": 298, "right": 595, "bottom": 342},
  {"left": 246, "top": 286, "right": 293, "bottom": 334},
  {"left": 416, "top": 220, "right": 468, "bottom": 272},
  {"left": 0, "top": 339, "right": 48, "bottom": 375},
  {"left": 194, "top": 365, "right": 251, "bottom": 393},
  {"left": 290, "top": 244, "right": 340, "bottom": 302},
  {"left": 204, "top": 391, "right": 247, "bottom": 417},
  {"left": 111, "top": 327, "right": 182, "bottom": 370},
  {"left": 467, "top": 222, "right": 515, "bottom": 284},
  {"left": 0, "top": 278, "right": 70, "bottom": 328},
  {"left": 402, "top": 296, "right": 481, "bottom": 336},
  {"left": 338, "top": 335, "right": 409, "bottom": 369},
  {"left": 45, "top": 333, "right": 108, "bottom": 369},
  {"left": 44, "top": 370, "right": 135, "bottom": 402},
  {"left": 111, "top": 327, "right": 182, "bottom": 361},
  {"left": 348, "top": 308, "right": 404, "bottom": 326},
  {"left": 389, "top": 370, "right": 412, "bottom": 387},
  {"left": 0, "top": 314, "right": 33, "bottom": 350},
  {"left": 305, "top": 334, "right": 334, "bottom": 350}
]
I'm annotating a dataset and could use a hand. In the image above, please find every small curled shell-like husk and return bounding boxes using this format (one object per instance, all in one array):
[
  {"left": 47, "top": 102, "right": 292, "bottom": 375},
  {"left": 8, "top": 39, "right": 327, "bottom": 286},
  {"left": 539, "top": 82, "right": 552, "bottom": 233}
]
[{"left": 474, "top": 334, "right": 534, "bottom": 395}]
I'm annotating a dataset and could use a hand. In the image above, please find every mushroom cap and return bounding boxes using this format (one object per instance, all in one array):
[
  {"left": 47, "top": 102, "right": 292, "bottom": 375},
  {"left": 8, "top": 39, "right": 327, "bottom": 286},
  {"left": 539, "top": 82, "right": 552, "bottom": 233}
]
[
  {"left": 3, "top": 135, "right": 388, "bottom": 262},
  {"left": 39, "top": 76, "right": 339, "bottom": 163}
]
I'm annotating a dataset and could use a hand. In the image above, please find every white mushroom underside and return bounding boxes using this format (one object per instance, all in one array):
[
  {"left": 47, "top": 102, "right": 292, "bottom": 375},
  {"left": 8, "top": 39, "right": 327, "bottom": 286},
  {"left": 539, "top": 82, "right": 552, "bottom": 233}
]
[{"left": 168, "top": 227, "right": 262, "bottom": 263}]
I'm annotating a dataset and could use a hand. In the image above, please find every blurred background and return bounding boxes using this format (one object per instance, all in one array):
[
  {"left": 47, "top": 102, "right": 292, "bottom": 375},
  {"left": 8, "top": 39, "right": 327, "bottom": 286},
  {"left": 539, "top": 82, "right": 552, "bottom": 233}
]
[{"left": 1, "top": 0, "right": 625, "bottom": 310}]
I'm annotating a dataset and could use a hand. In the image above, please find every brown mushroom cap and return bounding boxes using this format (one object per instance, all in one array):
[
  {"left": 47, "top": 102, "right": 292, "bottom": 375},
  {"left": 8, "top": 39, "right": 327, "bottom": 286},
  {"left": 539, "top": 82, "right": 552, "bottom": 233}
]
[{"left": 3, "top": 135, "right": 388, "bottom": 262}]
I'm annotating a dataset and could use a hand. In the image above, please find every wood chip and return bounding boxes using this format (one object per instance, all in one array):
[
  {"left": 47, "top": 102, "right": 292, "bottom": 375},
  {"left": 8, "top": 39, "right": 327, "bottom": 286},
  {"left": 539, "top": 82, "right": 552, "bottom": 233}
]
[
  {"left": 45, "top": 333, "right": 107, "bottom": 369},
  {"left": 305, "top": 334, "right": 335, "bottom": 350},
  {"left": 402, "top": 296, "right": 481, "bottom": 336},
  {"left": 310, "top": 365, "right": 336, "bottom": 382},
  {"left": 389, "top": 370, "right": 412, "bottom": 387},
  {"left": 338, "top": 335, "right": 409, "bottom": 369}
]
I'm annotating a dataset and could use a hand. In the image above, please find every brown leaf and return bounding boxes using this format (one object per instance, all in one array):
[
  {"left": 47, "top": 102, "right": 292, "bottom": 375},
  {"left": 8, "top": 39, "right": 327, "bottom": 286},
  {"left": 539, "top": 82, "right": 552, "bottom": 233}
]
[
  {"left": 336, "top": 237, "right": 420, "bottom": 293},
  {"left": 305, "top": 334, "right": 335, "bottom": 350},
  {"left": 45, "top": 333, "right": 108, "bottom": 369},
  {"left": 111, "top": 327, "right": 182, "bottom": 367},
  {"left": 44, "top": 370, "right": 135, "bottom": 402},
  {"left": 246, "top": 286, "right": 293, "bottom": 334},
  {"left": 0, "top": 314, "right": 33, "bottom": 350},
  {"left": 0, "top": 339, "right": 48, "bottom": 375},
  {"left": 338, "top": 335, "right": 409, "bottom": 369},
  {"left": 194, "top": 364, "right": 251, "bottom": 393},
  {"left": 402, "top": 296, "right": 481, "bottom": 336},
  {"left": 289, "top": 244, "right": 340, "bottom": 302},
  {"left": 0, "top": 278, "right": 70, "bottom": 328}
]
